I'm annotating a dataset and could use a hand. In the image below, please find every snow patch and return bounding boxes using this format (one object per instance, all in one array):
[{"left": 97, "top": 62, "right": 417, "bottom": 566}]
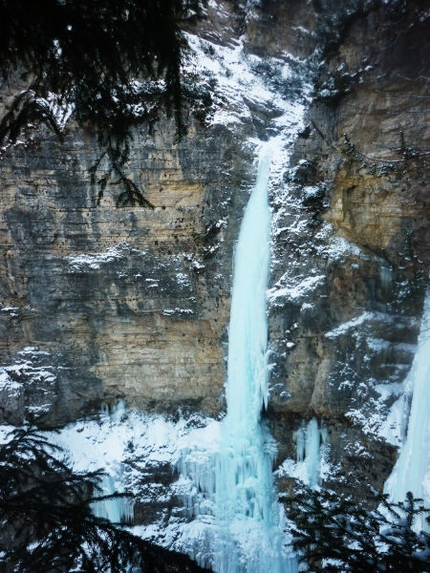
[
  {"left": 325, "top": 312, "right": 374, "bottom": 339},
  {"left": 52, "top": 407, "right": 222, "bottom": 507},
  {"left": 162, "top": 307, "right": 194, "bottom": 317},
  {"left": 0, "top": 304, "right": 20, "bottom": 317},
  {"left": 326, "top": 236, "right": 369, "bottom": 261},
  {"left": 268, "top": 274, "right": 325, "bottom": 305},
  {"left": 65, "top": 242, "right": 134, "bottom": 272},
  {"left": 185, "top": 32, "right": 308, "bottom": 134},
  {"left": 0, "top": 370, "right": 20, "bottom": 392}
]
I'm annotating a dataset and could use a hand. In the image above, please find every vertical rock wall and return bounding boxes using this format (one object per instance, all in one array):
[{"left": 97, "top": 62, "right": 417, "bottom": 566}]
[
  {"left": 0, "top": 116, "right": 256, "bottom": 424},
  {"left": 266, "top": 0, "right": 430, "bottom": 496}
]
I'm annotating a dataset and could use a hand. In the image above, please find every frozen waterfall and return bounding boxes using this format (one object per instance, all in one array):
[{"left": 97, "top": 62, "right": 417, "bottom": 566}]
[
  {"left": 213, "top": 139, "right": 296, "bottom": 573},
  {"left": 384, "top": 288, "right": 430, "bottom": 530},
  {"left": 295, "top": 419, "right": 328, "bottom": 490},
  {"left": 178, "top": 139, "right": 297, "bottom": 573}
]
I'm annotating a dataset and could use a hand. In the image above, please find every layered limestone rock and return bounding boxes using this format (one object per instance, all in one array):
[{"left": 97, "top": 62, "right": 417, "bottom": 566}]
[{"left": 0, "top": 117, "right": 256, "bottom": 424}]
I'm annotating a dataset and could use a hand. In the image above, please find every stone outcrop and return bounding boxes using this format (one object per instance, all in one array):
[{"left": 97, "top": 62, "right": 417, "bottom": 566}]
[
  {"left": 266, "top": 0, "right": 430, "bottom": 495},
  {"left": 0, "top": 0, "right": 429, "bottom": 500}
]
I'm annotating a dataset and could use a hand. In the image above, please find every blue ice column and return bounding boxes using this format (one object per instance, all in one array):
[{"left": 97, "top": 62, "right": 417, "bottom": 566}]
[{"left": 213, "top": 140, "right": 297, "bottom": 573}]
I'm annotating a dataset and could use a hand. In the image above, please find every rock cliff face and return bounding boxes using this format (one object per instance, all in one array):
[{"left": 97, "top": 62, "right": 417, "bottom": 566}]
[
  {"left": 0, "top": 118, "right": 250, "bottom": 424},
  {"left": 0, "top": 0, "right": 429, "bottom": 500},
  {"left": 266, "top": 0, "right": 430, "bottom": 495}
]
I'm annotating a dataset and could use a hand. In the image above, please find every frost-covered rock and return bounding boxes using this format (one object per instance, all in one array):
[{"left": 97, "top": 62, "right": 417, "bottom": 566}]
[
  {"left": 0, "top": 370, "right": 24, "bottom": 425},
  {"left": 0, "top": 347, "right": 58, "bottom": 424}
]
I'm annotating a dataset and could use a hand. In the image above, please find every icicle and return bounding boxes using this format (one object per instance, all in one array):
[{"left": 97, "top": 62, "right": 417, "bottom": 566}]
[
  {"left": 295, "top": 423, "right": 306, "bottom": 463},
  {"left": 91, "top": 473, "right": 134, "bottom": 524},
  {"left": 91, "top": 399, "right": 135, "bottom": 525},
  {"left": 295, "top": 418, "right": 326, "bottom": 489},
  {"left": 305, "top": 419, "right": 321, "bottom": 489}
]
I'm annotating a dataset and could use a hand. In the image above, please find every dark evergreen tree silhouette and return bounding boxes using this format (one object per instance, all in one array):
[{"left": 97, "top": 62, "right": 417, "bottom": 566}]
[
  {"left": 285, "top": 484, "right": 430, "bottom": 572},
  {"left": 0, "top": 0, "right": 207, "bottom": 206},
  {"left": 0, "top": 427, "right": 209, "bottom": 573}
]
